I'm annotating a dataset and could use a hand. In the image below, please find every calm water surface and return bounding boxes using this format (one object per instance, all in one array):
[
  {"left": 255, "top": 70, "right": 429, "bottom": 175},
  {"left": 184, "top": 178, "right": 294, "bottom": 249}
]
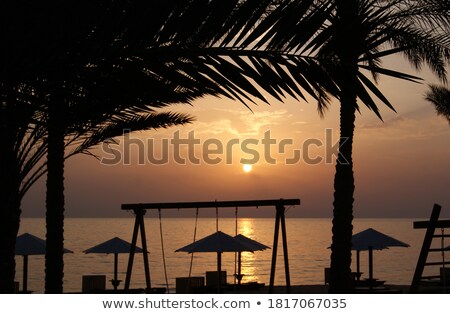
[{"left": 17, "top": 217, "right": 441, "bottom": 293}]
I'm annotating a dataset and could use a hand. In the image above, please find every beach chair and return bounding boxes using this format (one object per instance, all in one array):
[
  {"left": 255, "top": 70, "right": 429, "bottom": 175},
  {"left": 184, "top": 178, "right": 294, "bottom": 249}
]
[{"left": 82, "top": 275, "right": 106, "bottom": 293}]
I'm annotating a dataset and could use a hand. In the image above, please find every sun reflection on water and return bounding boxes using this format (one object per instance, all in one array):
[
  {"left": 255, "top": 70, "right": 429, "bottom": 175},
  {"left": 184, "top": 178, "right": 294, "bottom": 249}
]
[
  {"left": 236, "top": 218, "right": 267, "bottom": 283},
  {"left": 238, "top": 218, "right": 255, "bottom": 237}
]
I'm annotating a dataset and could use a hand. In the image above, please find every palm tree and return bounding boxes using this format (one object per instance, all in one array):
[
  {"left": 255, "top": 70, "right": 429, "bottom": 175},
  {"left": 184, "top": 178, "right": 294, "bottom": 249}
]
[
  {"left": 0, "top": 79, "right": 195, "bottom": 294},
  {"left": 325, "top": 0, "right": 449, "bottom": 293},
  {"left": 258, "top": 0, "right": 449, "bottom": 292},
  {"left": 1, "top": 0, "right": 336, "bottom": 293},
  {"left": 425, "top": 85, "right": 450, "bottom": 123},
  {"left": 42, "top": 66, "right": 207, "bottom": 292},
  {"left": 237, "top": 0, "right": 449, "bottom": 292},
  {"left": 1, "top": 2, "right": 117, "bottom": 294},
  {"left": 0, "top": 81, "right": 51, "bottom": 293}
]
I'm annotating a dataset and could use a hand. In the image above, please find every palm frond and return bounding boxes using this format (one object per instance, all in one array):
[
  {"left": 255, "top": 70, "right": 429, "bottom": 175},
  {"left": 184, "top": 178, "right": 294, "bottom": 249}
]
[
  {"left": 69, "top": 111, "right": 194, "bottom": 157},
  {"left": 425, "top": 84, "right": 450, "bottom": 123}
]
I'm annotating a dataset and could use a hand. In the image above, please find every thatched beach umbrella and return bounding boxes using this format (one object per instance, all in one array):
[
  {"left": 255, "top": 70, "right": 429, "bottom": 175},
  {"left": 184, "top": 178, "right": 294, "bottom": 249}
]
[
  {"left": 84, "top": 237, "right": 143, "bottom": 290},
  {"left": 176, "top": 231, "right": 254, "bottom": 293},
  {"left": 15, "top": 233, "right": 73, "bottom": 292},
  {"left": 352, "top": 228, "right": 409, "bottom": 284}
]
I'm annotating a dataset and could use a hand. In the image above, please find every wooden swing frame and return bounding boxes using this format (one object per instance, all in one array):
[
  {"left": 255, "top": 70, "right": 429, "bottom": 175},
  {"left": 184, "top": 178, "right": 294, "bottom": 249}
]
[{"left": 121, "top": 198, "right": 300, "bottom": 293}]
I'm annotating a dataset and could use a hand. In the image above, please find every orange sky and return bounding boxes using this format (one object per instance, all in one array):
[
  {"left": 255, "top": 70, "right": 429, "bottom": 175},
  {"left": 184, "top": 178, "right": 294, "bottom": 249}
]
[{"left": 22, "top": 56, "right": 450, "bottom": 218}]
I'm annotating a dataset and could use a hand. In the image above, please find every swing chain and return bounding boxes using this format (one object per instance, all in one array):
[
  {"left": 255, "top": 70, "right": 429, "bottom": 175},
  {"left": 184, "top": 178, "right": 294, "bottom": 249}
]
[
  {"left": 234, "top": 206, "right": 238, "bottom": 285},
  {"left": 188, "top": 208, "right": 199, "bottom": 279}
]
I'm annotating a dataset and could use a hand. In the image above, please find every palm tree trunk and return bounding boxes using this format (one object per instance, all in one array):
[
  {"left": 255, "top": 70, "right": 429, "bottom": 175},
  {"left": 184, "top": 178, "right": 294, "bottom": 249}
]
[
  {"left": 45, "top": 101, "right": 65, "bottom": 293},
  {"left": 329, "top": 0, "right": 358, "bottom": 294},
  {"left": 329, "top": 100, "right": 356, "bottom": 293}
]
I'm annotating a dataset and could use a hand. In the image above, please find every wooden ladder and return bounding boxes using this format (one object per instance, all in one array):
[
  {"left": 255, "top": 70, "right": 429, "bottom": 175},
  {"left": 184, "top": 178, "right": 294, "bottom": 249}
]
[{"left": 410, "top": 204, "right": 450, "bottom": 293}]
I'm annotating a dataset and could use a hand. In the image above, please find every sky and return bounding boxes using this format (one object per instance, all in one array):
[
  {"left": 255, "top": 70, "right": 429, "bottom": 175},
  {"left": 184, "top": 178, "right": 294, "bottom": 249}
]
[{"left": 21, "top": 56, "right": 450, "bottom": 218}]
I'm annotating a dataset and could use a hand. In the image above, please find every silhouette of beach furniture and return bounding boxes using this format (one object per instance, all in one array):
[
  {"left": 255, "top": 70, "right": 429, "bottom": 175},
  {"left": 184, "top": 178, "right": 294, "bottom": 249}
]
[
  {"left": 175, "top": 276, "right": 205, "bottom": 294},
  {"left": 82, "top": 275, "right": 106, "bottom": 293},
  {"left": 443, "top": 245, "right": 450, "bottom": 284},
  {"left": 15, "top": 233, "right": 73, "bottom": 293},
  {"left": 324, "top": 267, "right": 361, "bottom": 285},
  {"left": 123, "top": 199, "right": 298, "bottom": 293},
  {"left": 206, "top": 270, "right": 227, "bottom": 288},
  {"left": 351, "top": 228, "right": 409, "bottom": 289},
  {"left": 444, "top": 247, "right": 450, "bottom": 286},
  {"left": 410, "top": 204, "right": 450, "bottom": 293},
  {"left": 176, "top": 231, "right": 257, "bottom": 293},
  {"left": 83, "top": 237, "right": 143, "bottom": 291}
]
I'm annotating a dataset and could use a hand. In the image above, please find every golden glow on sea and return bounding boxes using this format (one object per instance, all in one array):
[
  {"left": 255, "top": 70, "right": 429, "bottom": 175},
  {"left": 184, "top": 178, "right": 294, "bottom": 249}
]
[{"left": 236, "top": 218, "right": 259, "bottom": 283}]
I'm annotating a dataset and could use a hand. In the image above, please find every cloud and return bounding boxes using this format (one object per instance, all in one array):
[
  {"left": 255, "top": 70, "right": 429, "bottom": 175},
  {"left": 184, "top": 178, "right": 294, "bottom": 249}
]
[
  {"left": 195, "top": 119, "right": 241, "bottom": 136},
  {"left": 237, "top": 109, "right": 288, "bottom": 135},
  {"left": 358, "top": 116, "right": 407, "bottom": 130},
  {"left": 184, "top": 108, "right": 291, "bottom": 137},
  {"left": 358, "top": 114, "right": 450, "bottom": 140}
]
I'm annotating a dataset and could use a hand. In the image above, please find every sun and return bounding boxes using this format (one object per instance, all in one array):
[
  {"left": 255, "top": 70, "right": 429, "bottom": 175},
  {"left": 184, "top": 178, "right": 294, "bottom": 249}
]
[{"left": 243, "top": 164, "right": 253, "bottom": 173}]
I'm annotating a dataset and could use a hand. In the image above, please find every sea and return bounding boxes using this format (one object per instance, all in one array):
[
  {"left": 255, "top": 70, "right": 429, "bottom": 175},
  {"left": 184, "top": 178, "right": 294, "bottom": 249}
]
[{"left": 16, "top": 217, "right": 447, "bottom": 293}]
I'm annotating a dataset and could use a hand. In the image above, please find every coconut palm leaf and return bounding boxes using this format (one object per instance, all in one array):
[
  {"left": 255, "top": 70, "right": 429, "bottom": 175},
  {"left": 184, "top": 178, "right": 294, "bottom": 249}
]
[
  {"left": 68, "top": 111, "right": 194, "bottom": 158},
  {"left": 425, "top": 84, "right": 450, "bottom": 123}
]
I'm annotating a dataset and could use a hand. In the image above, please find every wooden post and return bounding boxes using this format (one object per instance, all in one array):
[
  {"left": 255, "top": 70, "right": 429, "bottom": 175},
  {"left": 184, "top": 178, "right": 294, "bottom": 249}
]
[
  {"left": 269, "top": 208, "right": 281, "bottom": 293},
  {"left": 279, "top": 205, "right": 291, "bottom": 293},
  {"left": 138, "top": 210, "right": 151, "bottom": 290},
  {"left": 124, "top": 210, "right": 141, "bottom": 290}
]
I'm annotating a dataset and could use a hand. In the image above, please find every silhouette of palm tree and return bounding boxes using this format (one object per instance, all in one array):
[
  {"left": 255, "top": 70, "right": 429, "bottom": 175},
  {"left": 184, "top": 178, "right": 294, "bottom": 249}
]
[
  {"left": 247, "top": 0, "right": 449, "bottom": 292},
  {"left": 425, "top": 85, "right": 450, "bottom": 124},
  {"left": 324, "top": 0, "right": 449, "bottom": 293},
  {"left": 1, "top": 0, "right": 335, "bottom": 293}
]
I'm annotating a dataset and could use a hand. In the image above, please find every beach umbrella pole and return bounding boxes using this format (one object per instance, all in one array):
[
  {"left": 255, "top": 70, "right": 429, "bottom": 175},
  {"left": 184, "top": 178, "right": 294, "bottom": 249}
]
[
  {"left": 22, "top": 255, "right": 28, "bottom": 293},
  {"left": 356, "top": 250, "right": 361, "bottom": 281},
  {"left": 238, "top": 252, "right": 242, "bottom": 286},
  {"left": 217, "top": 252, "right": 222, "bottom": 293},
  {"left": 114, "top": 253, "right": 118, "bottom": 282},
  {"left": 112, "top": 253, "right": 119, "bottom": 290},
  {"left": 368, "top": 247, "right": 373, "bottom": 289}
]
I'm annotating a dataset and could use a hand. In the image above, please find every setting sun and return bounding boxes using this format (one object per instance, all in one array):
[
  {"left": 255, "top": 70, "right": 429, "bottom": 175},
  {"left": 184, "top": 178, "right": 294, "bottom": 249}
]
[{"left": 243, "top": 164, "right": 253, "bottom": 173}]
